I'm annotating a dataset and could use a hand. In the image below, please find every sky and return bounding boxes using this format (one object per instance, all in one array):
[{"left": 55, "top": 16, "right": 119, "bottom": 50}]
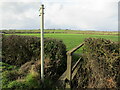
[{"left": 0, "top": 0, "right": 119, "bottom": 31}]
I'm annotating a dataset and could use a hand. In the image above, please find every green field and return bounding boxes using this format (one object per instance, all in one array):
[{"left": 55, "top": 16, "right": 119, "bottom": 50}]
[
  {"left": 46, "top": 33, "right": 118, "bottom": 51},
  {"left": 2, "top": 29, "right": 118, "bottom": 35},
  {"left": 7, "top": 33, "right": 118, "bottom": 52}
]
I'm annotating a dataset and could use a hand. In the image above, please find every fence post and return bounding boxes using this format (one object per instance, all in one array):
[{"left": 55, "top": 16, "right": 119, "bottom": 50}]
[{"left": 66, "top": 52, "right": 72, "bottom": 88}]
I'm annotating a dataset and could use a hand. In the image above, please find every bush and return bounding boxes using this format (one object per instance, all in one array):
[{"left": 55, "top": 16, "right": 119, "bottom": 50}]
[
  {"left": 75, "top": 38, "right": 120, "bottom": 88},
  {"left": 2, "top": 35, "right": 66, "bottom": 66}
]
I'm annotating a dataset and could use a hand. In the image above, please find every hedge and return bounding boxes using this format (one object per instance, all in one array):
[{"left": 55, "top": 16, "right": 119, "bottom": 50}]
[
  {"left": 2, "top": 35, "right": 67, "bottom": 66},
  {"left": 74, "top": 38, "right": 120, "bottom": 88}
]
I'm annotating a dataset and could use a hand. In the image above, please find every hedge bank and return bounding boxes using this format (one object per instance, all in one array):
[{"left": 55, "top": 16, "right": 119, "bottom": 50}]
[
  {"left": 2, "top": 35, "right": 67, "bottom": 66},
  {"left": 74, "top": 38, "right": 120, "bottom": 88}
]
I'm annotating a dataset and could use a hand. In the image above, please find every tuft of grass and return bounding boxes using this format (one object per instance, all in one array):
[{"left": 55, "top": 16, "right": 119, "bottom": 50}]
[
  {"left": 2, "top": 70, "right": 41, "bottom": 89},
  {"left": 7, "top": 81, "right": 27, "bottom": 89},
  {"left": 0, "top": 62, "right": 17, "bottom": 72}
]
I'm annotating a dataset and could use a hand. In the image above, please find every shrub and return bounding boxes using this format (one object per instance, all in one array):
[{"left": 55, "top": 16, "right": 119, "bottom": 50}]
[
  {"left": 75, "top": 38, "right": 120, "bottom": 88},
  {"left": 19, "top": 58, "right": 65, "bottom": 81},
  {"left": 2, "top": 35, "right": 66, "bottom": 66}
]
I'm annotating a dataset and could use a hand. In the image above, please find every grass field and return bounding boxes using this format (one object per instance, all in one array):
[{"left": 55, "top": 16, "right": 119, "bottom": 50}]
[
  {"left": 7, "top": 33, "right": 118, "bottom": 53},
  {"left": 2, "top": 29, "right": 118, "bottom": 35}
]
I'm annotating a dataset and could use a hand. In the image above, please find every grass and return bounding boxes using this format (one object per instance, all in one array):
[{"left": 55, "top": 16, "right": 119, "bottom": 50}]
[
  {"left": 6, "top": 33, "right": 119, "bottom": 52},
  {"left": 2, "top": 29, "right": 118, "bottom": 35},
  {"left": 45, "top": 33, "right": 118, "bottom": 50},
  {"left": 0, "top": 62, "right": 17, "bottom": 72}
]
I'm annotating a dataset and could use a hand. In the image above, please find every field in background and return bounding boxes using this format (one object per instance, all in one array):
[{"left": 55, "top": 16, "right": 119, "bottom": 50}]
[
  {"left": 3, "top": 29, "right": 119, "bottom": 52},
  {"left": 2, "top": 29, "right": 118, "bottom": 35},
  {"left": 6, "top": 34, "right": 118, "bottom": 51}
]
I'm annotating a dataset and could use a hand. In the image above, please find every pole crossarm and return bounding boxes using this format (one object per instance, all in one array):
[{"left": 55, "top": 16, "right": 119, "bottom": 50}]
[{"left": 39, "top": 5, "right": 45, "bottom": 16}]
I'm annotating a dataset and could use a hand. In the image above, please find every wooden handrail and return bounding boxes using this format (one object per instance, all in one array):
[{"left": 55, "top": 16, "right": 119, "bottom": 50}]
[
  {"left": 67, "top": 43, "right": 84, "bottom": 55},
  {"left": 59, "top": 57, "right": 82, "bottom": 80},
  {"left": 66, "top": 43, "right": 84, "bottom": 88},
  {"left": 58, "top": 43, "right": 84, "bottom": 88},
  {"left": 72, "top": 57, "right": 81, "bottom": 79}
]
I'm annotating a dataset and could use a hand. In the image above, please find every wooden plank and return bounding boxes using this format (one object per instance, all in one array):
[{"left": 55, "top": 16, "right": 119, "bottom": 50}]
[
  {"left": 58, "top": 70, "right": 67, "bottom": 80},
  {"left": 72, "top": 57, "right": 81, "bottom": 71},
  {"left": 72, "top": 57, "right": 81, "bottom": 80},
  {"left": 58, "top": 42, "right": 84, "bottom": 89},
  {"left": 67, "top": 43, "right": 84, "bottom": 55},
  {"left": 58, "top": 58, "right": 82, "bottom": 81},
  {"left": 66, "top": 55, "right": 72, "bottom": 81}
]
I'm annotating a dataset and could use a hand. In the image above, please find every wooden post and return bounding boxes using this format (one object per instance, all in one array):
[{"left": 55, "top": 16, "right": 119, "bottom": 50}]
[
  {"left": 66, "top": 52, "right": 72, "bottom": 88},
  {"left": 66, "top": 43, "right": 84, "bottom": 88}
]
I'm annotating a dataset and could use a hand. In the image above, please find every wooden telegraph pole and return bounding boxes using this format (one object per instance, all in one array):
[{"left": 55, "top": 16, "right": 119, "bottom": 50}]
[{"left": 39, "top": 4, "right": 44, "bottom": 82}]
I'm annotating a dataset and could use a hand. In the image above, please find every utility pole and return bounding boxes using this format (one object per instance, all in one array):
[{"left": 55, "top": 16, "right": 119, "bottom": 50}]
[{"left": 39, "top": 4, "right": 44, "bottom": 82}]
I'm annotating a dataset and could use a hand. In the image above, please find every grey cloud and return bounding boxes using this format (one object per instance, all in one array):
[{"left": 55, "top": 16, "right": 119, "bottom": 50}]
[
  {"left": 118, "top": 1, "right": 120, "bottom": 31},
  {"left": 1, "top": 2, "right": 41, "bottom": 29},
  {"left": 0, "top": 1, "right": 118, "bottom": 31},
  {"left": 1, "top": 2, "right": 40, "bottom": 14}
]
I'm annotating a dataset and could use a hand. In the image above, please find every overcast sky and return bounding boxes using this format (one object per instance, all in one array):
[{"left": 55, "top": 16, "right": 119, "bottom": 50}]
[{"left": 0, "top": 0, "right": 119, "bottom": 31}]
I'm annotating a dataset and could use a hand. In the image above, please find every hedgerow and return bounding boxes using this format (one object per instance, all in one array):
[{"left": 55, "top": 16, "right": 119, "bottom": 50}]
[
  {"left": 75, "top": 38, "right": 120, "bottom": 88},
  {"left": 2, "top": 35, "right": 66, "bottom": 66},
  {"left": 2, "top": 35, "right": 67, "bottom": 89}
]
